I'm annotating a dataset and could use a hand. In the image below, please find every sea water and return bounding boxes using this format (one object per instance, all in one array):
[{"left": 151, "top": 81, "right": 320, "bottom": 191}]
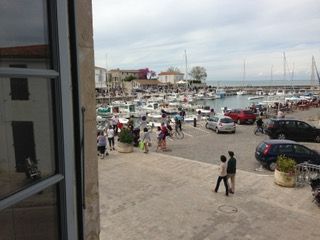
[{"left": 195, "top": 95, "right": 266, "bottom": 112}]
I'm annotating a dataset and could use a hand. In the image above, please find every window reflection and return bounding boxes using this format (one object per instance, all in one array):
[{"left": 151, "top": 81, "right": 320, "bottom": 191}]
[
  {"left": 0, "top": 77, "right": 56, "bottom": 199},
  {"left": 0, "top": 185, "right": 59, "bottom": 240},
  {"left": 0, "top": 0, "right": 50, "bottom": 68}
]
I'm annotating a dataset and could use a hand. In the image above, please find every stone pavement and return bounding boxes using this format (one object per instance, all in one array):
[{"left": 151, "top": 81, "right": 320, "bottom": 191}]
[{"left": 99, "top": 150, "right": 320, "bottom": 240}]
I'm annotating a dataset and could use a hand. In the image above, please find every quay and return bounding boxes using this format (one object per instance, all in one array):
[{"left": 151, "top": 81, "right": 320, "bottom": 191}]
[
  {"left": 99, "top": 152, "right": 320, "bottom": 240},
  {"left": 99, "top": 108, "right": 320, "bottom": 240}
]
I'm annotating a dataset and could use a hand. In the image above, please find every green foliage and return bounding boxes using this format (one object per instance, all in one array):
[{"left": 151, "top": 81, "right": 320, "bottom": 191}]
[
  {"left": 123, "top": 75, "right": 136, "bottom": 82},
  {"left": 118, "top": 128, "right": 133, "bottom": 144},
  {"left": 276, "top": 155, "right": 296, "bottom": 173},
  {"left": 189, "top": 66, "right": 207, "bottom": 82},
  {"left": 167, "top": 66, "right": 181, "bottom": 73}
]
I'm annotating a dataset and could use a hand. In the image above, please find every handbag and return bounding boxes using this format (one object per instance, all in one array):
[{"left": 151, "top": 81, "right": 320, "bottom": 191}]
[{"left": 139, "top": 140, "right": 145, "bottom": 150}]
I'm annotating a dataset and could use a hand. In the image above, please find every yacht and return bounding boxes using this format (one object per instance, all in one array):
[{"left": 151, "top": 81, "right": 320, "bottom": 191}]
[{"left": 215, "top": 88, "right": 226, "bottom": 98}]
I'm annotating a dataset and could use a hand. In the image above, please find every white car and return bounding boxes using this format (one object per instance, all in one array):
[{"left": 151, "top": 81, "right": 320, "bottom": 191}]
[{"left": 205, "top": 115, "right": 236, "bottom": 133}]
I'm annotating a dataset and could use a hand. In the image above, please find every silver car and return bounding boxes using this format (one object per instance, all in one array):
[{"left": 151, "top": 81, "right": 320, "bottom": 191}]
[{"left": 205, "top": 115, "right": 236, "bottom": 133}]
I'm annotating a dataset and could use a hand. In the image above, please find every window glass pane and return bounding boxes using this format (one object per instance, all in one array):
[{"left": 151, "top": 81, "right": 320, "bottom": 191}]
[
  {"left": 0, "top": 0, "right": 51, "bottom": 69},
  {"left": 0, "top": 77, "right": 56, "bottom": 198},
  {"left": 0, "top": 185, "right": 59, "bottom": 240}
]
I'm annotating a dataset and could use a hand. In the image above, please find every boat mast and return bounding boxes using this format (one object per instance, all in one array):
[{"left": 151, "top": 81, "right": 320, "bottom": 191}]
[
  {"left": 311, "top": 56, "right": 320, "bottom": 87},
  {"left": 184, "top": 49, "right": 189, "bottom": 89},
  {"left": 243, "top": 60, "right": 246, "bottom": 86},
  {"left": 283, "top": 52, "right": 287, "bottom": 81}
]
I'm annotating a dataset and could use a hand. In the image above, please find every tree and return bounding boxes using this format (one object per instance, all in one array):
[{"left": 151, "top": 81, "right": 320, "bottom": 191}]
[
  {"left": 138, "top": 68, "right": 156, "bottom": 79},
  {"left": 123, "top": 75, "right": 136, "bottom": 82},
  {"left": 167, "top": 66, "right": 181, "bottom": 73},
  {"left": 189, "top": 66, "right": 207, "bottom": 83}
]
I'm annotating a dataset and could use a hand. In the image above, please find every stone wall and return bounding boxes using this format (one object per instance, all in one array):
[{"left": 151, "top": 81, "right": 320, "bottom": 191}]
[{"left": 77, "top": 0, "right": 100, "bottom": 239}]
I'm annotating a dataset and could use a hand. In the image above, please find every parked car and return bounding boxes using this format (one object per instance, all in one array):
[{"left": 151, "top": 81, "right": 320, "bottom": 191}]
[
  {"left": 224, "top": 109, "right": 256, "bottom": 124},
  {"left": 205, "top": 115, "right": 236, "bottom": 133},
  {"left": 255, "top": 139, "right": 320, "bottom": 171},
  {"left": 265, "top": 118, "right": 320, "bottom": 143}
]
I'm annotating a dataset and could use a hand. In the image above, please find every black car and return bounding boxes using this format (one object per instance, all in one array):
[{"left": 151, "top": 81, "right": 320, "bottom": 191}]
[
  {"left": 265, "top": 118, "right": 320, "bottom": 143},
  {"left": 255, "top": 139, "right": 320, "bottom": 171}
]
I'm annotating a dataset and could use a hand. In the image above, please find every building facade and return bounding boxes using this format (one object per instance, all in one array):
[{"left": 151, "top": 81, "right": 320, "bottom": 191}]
[
  {"left": 107, "top": 69, "right": 139, "bottom": 90},
  {"left": 95, "top": 66, "right": 107, "bottom": 89},
  {"left": 0, "top": 0, "right": 100, "bottom": 239},
  {"left": 158, "top": 71, "right": 184, "bottom": 85}
]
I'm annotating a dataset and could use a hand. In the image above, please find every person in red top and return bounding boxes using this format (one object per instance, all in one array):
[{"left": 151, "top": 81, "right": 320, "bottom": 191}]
[{"left": 117, "top": 121, "right": 123, "bottom": 131}]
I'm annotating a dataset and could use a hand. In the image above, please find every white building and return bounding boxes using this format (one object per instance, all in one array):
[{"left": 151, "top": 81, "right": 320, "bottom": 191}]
[
  {"left": 158, "top": 72, "right": 184, "bottom": 85},
  {"left": 0, "top": 45, "right": 55, "bottom": 176},
  {"left": 95, "top": 66, "right": 107, "bottom": 89}
]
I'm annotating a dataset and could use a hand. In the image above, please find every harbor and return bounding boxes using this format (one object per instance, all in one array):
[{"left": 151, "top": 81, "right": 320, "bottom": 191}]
[{"left": 96, "top": 83, "right": 320, "bottom": 132}]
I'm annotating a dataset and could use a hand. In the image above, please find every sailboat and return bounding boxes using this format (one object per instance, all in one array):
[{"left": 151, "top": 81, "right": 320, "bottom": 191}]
[
  {"left": 310, "top": 55, "right": 320, "bottom": 88},
  {"left": 236, "top": 60, "right": 247, "bottom": 95}
]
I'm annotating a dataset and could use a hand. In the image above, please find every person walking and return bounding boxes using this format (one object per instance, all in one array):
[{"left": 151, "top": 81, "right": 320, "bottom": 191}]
[
  {"left": 141, "top": 127, "right": 151, "bottom": 153},
  {"left": 107, "top": 125, "right": 115, "bottom": 151},
  {"left": 214, "top": 155, "right": 229, "bottom": 196},
  {"left": 97, "top": 131, "right": 107, "bottom": 159},
  {"left": 227, "top": 151, "right": 237, "bottom": 194}
]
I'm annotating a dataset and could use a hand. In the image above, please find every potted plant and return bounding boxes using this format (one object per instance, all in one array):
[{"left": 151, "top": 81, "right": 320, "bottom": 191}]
[
  {"left": 117, "top": 127, "right": 134, "bottom": 153},
  {"left": 274, "top": 155, "right": 297, "bottom": 187}
]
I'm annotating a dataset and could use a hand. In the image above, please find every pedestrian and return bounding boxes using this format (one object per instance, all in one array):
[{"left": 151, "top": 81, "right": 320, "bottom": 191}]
[
  {"left": 160, "top": 122, "right": 168, "bottom": 150},
  {"left": 97, "top": 131, "right": 107, "bottom": 159},
  {"left": 213, "top": 155, "right": 229, "bottom": 196},
  {"left": 227, "top": 151, "right": 237, "bottom": 194},
  {"left": 156, "top": 126, "right": 163, "bottom": 151},
  {"left": 140, "top": 127, "right": 151, "bottom": 153},
  {"left": 107, "top": 125, "right": 115, "bottom": 151},
  {"left": 111, "top": 114, "right": 119, "bottom": 134}
]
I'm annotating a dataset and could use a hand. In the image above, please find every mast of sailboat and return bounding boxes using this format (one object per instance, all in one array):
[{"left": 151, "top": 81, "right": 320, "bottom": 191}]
[
  {"left": 311, "top": 56, "right": 320, "bottom": 87},
  {"left": 291, "top": 63, "right": 295, "bottom": 92},
  {"left": 105, "top": 53, "right": 111, "bottom": 104},
  {"left": 184, "top": 49, "right": 189, "bottom": 88},
  {"left": 283, "top": 52, "right": 287, "bottom": 81},
  {"left": 270, "top": 65, "right": 273, "bottom": 83}
]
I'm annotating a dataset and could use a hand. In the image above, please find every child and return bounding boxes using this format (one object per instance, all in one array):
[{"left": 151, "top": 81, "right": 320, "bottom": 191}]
[
  {"left": 156, "top": 126, "right": 163, "bottom": 151},
  {"left": 141, "top": 127, "right": 151, "bottom": 153},
  {"left": 213, "top": 155, "right": 229, "bottom": 196}
]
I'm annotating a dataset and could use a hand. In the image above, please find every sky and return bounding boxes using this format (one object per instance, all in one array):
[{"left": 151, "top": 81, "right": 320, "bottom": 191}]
[{"left": 92, "top": 0, "right": 320, "bottom": 83}]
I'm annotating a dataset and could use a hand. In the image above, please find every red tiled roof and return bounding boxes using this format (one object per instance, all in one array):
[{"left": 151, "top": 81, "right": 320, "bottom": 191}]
[
  {"left": 0, "top": 44, "right": 49, "bottom": 58},
  {"left": 158, "top": 72, "right": 184, "bottom": 76}
]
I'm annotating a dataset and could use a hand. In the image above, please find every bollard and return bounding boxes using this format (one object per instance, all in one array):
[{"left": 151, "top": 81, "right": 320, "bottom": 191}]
[{"left": 193, "top": 118, "right": 197, "bottom": 127}]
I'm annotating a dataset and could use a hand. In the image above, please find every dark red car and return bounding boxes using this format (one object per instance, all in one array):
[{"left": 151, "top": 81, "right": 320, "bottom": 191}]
[{"left": 224, "top": 109, "right": 256, "bottom": 124}]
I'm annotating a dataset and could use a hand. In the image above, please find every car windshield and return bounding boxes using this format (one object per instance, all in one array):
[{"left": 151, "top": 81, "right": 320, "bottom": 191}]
[
  {"left": 220, "top": 118, "right": 233, "bottom": 123},
  {"left": 257, "top": 142, "right": 267, "bottom": 152}
]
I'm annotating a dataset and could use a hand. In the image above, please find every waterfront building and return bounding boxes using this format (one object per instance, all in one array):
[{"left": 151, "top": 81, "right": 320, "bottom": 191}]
[
  {"left": 108, "top": 68, "right": 140, "bottom": 89},
  {"left": 158, "top": 71, "right": 184, "bottom": 85},
  {"left": 95, "top": 66, "right": 107, "bottom": 89},
  {"left": 0, "top": 0, "right": 100, "bottom": 239},
  {"left": 132, "top": 79, "right": 161, "bottom": 89}
]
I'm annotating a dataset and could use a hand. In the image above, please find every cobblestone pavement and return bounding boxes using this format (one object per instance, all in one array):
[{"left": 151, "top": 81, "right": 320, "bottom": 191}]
[{"left": 99, "top": 151, "right": 320, "bottom": 240}]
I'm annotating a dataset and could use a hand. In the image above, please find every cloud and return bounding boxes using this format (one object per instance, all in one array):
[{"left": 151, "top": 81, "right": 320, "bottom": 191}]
[
  {"left": 0, "top": 0, "right": 49, "bottom": 47},
  {"left": 93, "top": 0, "right": 320, "bottom": 82}
]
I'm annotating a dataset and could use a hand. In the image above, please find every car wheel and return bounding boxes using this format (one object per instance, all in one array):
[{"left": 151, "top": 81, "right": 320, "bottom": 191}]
[
  {"left": 205, "top": 123, "right": 209, "bottom": 129},
  {"left": 215, "top": 127, "right": 220, "bottom": 134},
  {"left": 232, "top": 130, "right": 236, "bottom": 134},
  {"left": 269, "top": 162, "right": 277, "bottom": 171},
  {"left": 237, "top": 119, "right": 241, "bottom": 125},
  {"left": 315, "top": 135, "right": 320, "bottom": 143},
  {"left": 277, "top": 133, "right": 286, "bottom": 140}
]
